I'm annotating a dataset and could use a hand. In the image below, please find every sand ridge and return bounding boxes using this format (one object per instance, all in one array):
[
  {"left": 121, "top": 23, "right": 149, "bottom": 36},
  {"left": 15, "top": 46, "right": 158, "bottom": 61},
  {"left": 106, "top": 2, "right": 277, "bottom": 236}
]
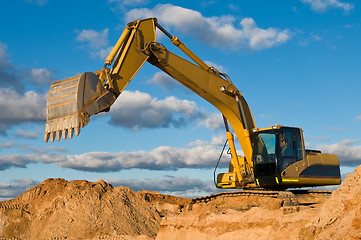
[{"left": 1, "top": 166, "right": 361, "bottom": 239}]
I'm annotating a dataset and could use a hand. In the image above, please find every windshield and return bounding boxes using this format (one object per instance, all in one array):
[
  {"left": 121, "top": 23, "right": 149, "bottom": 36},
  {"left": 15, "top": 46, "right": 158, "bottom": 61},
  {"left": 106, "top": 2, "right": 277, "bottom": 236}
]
[{"left": 253, "top": 132, "right": 276, "bottom": 164}]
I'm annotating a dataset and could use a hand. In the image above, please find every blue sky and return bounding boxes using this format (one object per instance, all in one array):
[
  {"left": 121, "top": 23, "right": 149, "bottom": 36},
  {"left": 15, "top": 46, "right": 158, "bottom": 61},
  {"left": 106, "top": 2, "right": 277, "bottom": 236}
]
[{"left": 0, "top": 0, "right": 360, "bottom": 200}]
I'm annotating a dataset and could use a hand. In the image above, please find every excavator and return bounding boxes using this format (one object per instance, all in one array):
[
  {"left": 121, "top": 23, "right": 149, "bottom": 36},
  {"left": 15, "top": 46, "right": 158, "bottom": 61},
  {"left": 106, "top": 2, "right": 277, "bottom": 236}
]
[{"left": 44, "top": 18, "right": 341, "bottom": 190}]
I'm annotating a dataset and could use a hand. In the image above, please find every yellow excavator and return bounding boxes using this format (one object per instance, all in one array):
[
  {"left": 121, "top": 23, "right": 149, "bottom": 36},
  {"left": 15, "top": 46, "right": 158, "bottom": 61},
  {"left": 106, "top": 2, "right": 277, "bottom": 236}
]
[{"left": 44, "top": 18, "right": 341, "bottom": 190}]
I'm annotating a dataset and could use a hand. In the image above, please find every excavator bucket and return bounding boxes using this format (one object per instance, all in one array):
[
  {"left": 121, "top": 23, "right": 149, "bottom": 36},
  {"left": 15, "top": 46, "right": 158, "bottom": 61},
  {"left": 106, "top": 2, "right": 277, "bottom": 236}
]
[{"left": 44, "top": 72, "right": 116, "bottom": 142}]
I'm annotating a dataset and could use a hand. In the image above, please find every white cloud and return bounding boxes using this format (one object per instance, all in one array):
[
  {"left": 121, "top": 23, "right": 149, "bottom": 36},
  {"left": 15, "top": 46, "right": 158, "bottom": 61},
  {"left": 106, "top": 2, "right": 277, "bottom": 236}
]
[
  {"left": 58, "top": 141, "right": 225, "bottom": 171},
  {"left": 298, "top": 33, "right": 323, "bottom": 46},
  {"left": 19, "top": 143, "right": 68, "bottom": 155},
  {"left": 239, "top": 17, "right": 290, "bottom": 50},
  {"left": 204, "top": 61, "right": 225, "bottom": 72},
  {"left": 107, "top": 176, "right": 216, "bottom": 198},
  {"left": 0, "top": 136, "right": 230, "bottom": 172},
  {"left": 125, "top": 4, "right": 290, "bottom": 51},
  {"left": 109, "top": 90, "right": 199, "bottom": 129},
  {"left": 317, "top": 139, "right": 361, "bottom": 166},
  {"left": 198, "top": 112, "right": 223, "bottom": 130},
  {"left": 301, "top": 0, "right": 354, "bottom": 12},
  {"left": 0, "top": 153, "right": 66, "bottom": 171},
  {"left": 0, "top": 42, "right": 54, "bottom": 136},
  {"left": 0, "top": 141, "right": 15, "bottom": 149},
  {"left": 0, "top": 89, "right": 46, "bottom": 122},
  {"left": 75, "top": 28, "right": 110, "bottom": 59},
  {"left": 0, "top": 178, "right": 39, "bottom": 200},
  {"left": 0, "top": 89, "right": 46, "bottom": 135},
  {"left": 146, "top": 72, "right": 179, "bottom": 89},
  {"left": 75, "top": 28, "right": 109, "bottom": 49},
  {"left": 98, "top": 46, "right": 113, "bottom": 60},
  {"left": 0, "top": 42, "right": 24, "bottom": 92},
  {"left": 0, "top": 154, "right": 40, "bottom": 170},
  {"left": 28, "top": 68, "right": 53, "bottom": 85},
  {"left": 109, "top": 90, "right": 227, "bottom": 131},
  {"left": 15, "top": 129, "right": 38, "bottom": 139},
  {"left": 211, "top": 134, "right": 227, "bottom": 146}
]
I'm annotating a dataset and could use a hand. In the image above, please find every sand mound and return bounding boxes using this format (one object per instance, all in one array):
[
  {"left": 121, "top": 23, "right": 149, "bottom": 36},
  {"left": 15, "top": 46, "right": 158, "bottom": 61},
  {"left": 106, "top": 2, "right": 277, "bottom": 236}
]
[
  {"left": 0, "top": 178, "right": 161, "bottom": 239},
  {"left": 156, "top": 195, "right": 316, "bottom": 240},
  {"left": 299, "top": 165, "right": 361, "bottom": 239},
  {"left": 2, "top": 166, "right": 361, "bottom": 239},
  {"left": 156, "top": 165, "right": 361, "bottom": 240}
]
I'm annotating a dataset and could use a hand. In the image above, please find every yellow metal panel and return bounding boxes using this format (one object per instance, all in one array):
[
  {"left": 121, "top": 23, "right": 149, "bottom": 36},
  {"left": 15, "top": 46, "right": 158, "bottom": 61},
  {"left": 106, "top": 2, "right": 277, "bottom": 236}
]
[
  {"left": 148, "top": 44, "right": 255, "bottom": 164},
  {"left": 217, "top": 172, "right": 237, "bottom": 188},
  {"left": 282, "top": 179, "right": 299, "bottom": 182},
  {"left": 110, "top": 18, "right": 157, "bottom": 94}
]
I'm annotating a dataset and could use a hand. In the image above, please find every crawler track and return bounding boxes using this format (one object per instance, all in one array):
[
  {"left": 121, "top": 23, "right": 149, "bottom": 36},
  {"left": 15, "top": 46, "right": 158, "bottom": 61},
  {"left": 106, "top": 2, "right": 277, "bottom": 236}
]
[
  {"left": 192, "top": 189, "right": 333, "bottom": 207},
  {"left": 290, "top": 190, "right": 333, "bottom": 206}
]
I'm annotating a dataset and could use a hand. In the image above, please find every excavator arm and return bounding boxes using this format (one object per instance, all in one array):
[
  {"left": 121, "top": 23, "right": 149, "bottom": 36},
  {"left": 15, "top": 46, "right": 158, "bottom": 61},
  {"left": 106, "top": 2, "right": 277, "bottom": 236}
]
[
  {"left": 145, "top": 42, "right": 256, "bottom": 185},
  {"left": 45, "top": 18, "right": 257, "bottom": 187}
]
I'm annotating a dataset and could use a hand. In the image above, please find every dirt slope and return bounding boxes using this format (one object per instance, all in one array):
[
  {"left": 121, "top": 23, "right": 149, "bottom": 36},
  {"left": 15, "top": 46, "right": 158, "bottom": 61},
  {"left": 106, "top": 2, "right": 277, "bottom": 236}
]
[
  {"left": 156, "top": 195, "right": 317, "bottom": 240},
  {"left": 156, "top": 166, "right": 361, "bottom": 240},
  {"left": 1, "top": 165, "right": 361, "bottom": 239},
  {"left": 300, "top": 165, "right": 361, "bottom": 239},
  {"left": 0, "top": 178, "right": 161, "bottom": 239}
]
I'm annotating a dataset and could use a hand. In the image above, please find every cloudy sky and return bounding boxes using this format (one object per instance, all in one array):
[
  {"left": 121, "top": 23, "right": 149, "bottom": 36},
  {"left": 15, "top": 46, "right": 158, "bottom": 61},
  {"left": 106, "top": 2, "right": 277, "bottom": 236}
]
[{"left": 1, "top": 0, "right": 360, "bottom": 200}]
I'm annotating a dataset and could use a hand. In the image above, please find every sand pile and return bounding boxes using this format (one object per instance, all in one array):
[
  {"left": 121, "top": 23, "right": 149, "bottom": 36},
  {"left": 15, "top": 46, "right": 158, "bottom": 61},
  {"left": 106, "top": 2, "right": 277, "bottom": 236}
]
[
  {"left": 2, "top": 166, "right": 361, "bottom": 239},
  {"left": 0, "top": 178, "right": 161, "bottom": 239},
  {"left": 156, "top": 166, "right": 361, "bottom": 240},
  {"left": 300, "top": 165, "right": 361, "bottom": 239},
  {"left": 156, "top": 195, "right": 316, "bottom": 240},
  {"left": 139, "top": 190, "right": 191, "bottom": 218}
]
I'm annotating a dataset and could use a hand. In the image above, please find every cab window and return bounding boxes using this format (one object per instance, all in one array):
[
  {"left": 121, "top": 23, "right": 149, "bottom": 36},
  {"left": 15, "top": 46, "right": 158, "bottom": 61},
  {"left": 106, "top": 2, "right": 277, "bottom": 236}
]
[
  {"left": 279, "top": 128, "right": 303, "bottom": 172},
  {"left": 254, "top": 133, "right": 276, "bottom": 164}
]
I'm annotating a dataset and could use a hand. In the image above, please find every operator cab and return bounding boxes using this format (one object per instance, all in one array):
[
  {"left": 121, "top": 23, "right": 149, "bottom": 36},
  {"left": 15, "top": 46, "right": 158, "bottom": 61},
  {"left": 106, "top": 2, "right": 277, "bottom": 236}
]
[
  {"left": 252, "top": 126, "right": 340, "bottom": 189},
  {"left": 252, "top": 126, "right": 305, "bottom": 188}
]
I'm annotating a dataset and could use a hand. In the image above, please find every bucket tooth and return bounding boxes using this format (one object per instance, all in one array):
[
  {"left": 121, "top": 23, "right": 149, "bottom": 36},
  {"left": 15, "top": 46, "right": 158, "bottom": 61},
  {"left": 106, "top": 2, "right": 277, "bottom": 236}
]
[
  {"left": 75, "top": 127, "right": 80, "bottom": 136},
  {"left": 56, "top": 130, "right": 61, "bottom": 141},
  {"left": 50, "top": 132, "right": 55, "bottom": 143},
  {"left": 44, "top": 132, "right": 50, "bottom": 143},
  {"left": 62, "top": 129, "right": 68, "bottom": 140},
  {"left": 69, "top": 128, "right": 74, "bottom": 139}
]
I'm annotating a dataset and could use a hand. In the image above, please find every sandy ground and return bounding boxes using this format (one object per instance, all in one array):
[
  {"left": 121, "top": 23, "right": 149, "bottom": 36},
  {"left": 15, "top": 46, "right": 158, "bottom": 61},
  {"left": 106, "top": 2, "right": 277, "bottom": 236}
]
[
  {"left": 156, "top": 165, "right": 361, "bottom": 239},
  {"left": 0, "top": 179, "right": 161, "bottom": 239},
  {"left": 1, "top": 165, "right": 361, "bottom": 239}
]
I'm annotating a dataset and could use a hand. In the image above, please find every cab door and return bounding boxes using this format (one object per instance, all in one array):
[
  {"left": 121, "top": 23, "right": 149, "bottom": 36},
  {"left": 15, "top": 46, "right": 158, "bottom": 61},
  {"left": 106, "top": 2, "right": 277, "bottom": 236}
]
[
  {"left": 278, "top": 127, "right": 304, "bottom": 176},
  {"left": 253, "top": 131, "right": 279, "bottom": 186}
]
